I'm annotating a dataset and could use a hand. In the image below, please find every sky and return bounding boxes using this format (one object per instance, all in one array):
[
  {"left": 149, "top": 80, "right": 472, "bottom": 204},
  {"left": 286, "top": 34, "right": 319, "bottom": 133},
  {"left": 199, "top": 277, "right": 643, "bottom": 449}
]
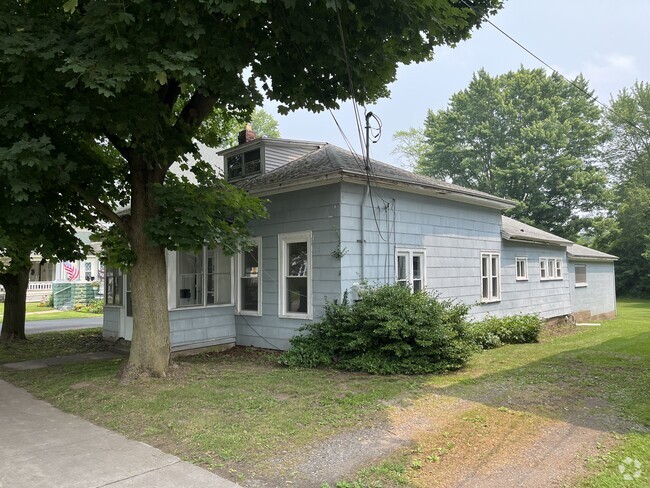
[{"left": 262, "top": 0, "right": 650, "bottom": 166}]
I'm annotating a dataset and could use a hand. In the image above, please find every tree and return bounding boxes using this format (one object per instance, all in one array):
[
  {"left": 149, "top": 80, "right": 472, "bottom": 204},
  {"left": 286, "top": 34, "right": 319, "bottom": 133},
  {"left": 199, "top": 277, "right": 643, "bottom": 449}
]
[
  {"left": 597, "top": 82, "right": 650, "bottom": 295},
  {"left": 391, "top": 127, "right": 427, "bottom": 169},
  {"left": 1, "top": 0, "right": 502, "bottom": 377},
  {"left": 0, "top": 136, "right": 95, "bottom": 341},
  {"left": 408, "top": 67, "right": 607, "bottom": 238}
]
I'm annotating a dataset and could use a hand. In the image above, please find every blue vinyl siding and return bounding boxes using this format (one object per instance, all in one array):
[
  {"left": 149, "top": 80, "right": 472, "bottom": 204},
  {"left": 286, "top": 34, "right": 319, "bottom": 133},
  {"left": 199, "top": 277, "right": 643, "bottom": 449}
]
[
  {"left": 235, "top": 184, "right": 342, "bottom": 349},
  {"left": 169, "top": 306, "right": 236, "bottom": 352},
  {"left": 569, "top": 261, "right": 616, "bottom": 318}
]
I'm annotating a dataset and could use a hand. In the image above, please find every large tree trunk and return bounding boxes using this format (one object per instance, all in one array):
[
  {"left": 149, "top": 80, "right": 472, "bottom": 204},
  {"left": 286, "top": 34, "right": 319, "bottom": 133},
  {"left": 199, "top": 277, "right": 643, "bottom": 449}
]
[
  {"left": 121, "top": 158, "right": 171, "bottom": 378},
  {"left": 0, "top": 266, "right": 30, "bottom": 342},
  {"left": 124, "top": 239, "right": 171, "bottom": 377}
]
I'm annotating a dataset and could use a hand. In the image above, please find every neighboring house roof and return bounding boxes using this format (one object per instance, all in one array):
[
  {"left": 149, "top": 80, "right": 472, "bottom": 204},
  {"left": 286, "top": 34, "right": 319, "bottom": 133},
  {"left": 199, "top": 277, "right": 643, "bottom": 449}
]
[
  {"left": 238, "top": 143, "right": 515, "bottom": 210},
  {"left": 501, "top": 216, "right": 574, "bottom": 246},
  {"left": 567, "top": 243, "right": 618, "bottom": 262}
]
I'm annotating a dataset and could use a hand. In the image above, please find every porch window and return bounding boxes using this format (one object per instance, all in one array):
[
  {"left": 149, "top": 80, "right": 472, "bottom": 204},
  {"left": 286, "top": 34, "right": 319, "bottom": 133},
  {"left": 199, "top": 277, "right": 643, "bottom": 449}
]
[
  {"left": 279, "top": 232, "right": 311, "bottom": 318},
  {"left": 540, "top": 257, "right": 563, "bottom": 281},
  {"left": 516, "top": 257, "right": 528, "bottom": 281},
  {"left": 481, "top": 252, "right": 500, "bottom": 302},
  {"left": 239, "top": 238, "right": 261, "bottom": 314},
  {"left": 207, "top": 247, "right": 231, "bottom": 305},
  {"left": 176, "top": 247, "right": 232, "bottom": 308},
  {"left": 575, "top": 264, "right": 587, "bottom": 287},
  {"left": 105, "top": 268, "right": 123, "bottom": 306},
  {"left": 396, "top": 249, "right": 425, "bottom": 292}
]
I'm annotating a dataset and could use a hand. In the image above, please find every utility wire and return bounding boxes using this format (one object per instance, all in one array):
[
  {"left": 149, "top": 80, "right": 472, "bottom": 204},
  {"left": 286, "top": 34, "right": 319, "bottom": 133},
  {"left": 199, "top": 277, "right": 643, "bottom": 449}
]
[{"left": 459, "top": 0, "right": 650, "bottom": 138}]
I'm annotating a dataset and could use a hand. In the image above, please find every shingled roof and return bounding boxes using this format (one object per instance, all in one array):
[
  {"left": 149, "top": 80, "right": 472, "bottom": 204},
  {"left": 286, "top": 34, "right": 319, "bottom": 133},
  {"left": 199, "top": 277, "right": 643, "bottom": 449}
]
[
  {"left": 567, "top": 243, "right": 618, "bottom": 261},
  {"left": 501, "top": 216, "right": 573, "bottom": 246},
  {"left": 237, "top": 144, "right": 514, "bottom": 209}
]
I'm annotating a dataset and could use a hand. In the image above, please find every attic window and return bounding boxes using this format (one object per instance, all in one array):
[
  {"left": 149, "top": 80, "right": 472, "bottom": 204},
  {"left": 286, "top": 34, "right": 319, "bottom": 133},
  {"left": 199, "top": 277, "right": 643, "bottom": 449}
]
[{"left": 227, "top": 148, "right": 261, "bottom": 179}]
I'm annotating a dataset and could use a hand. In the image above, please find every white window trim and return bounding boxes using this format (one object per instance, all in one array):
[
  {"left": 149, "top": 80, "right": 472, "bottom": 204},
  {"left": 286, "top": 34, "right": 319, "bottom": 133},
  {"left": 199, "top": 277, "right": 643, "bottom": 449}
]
[
  {"left": 278, "top": 231, "right": 312, "bottom": 319},
  {"left": 515, "top": 257, "right": 528, "bottom": 281},
  {"left": 173, "top": 247, "right": 234, "bottom": 310},
  {"left": 574, "top": 263, "right": 588, "bottom": 288},
  {"left": 540, "top": 257, "right": 564, "bottom": 281},
  {"left": 480, "top": 252, "right": 501, "bottom": 303},
  {"left": 237, "top": 236, "right": 262, "bottom": 316},
  {"left": 395, "top": 248, "right": 426, "bottom": 292}
]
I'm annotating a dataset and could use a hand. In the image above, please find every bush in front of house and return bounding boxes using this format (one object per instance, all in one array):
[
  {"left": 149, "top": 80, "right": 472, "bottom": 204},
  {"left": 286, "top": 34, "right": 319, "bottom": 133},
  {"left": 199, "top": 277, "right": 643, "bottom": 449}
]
[
  {"left": 279, "top": 284, "right": 476, "bottom": 375},
  {"left": 466, "top": 314, "right": 543, "bottom": 349}
]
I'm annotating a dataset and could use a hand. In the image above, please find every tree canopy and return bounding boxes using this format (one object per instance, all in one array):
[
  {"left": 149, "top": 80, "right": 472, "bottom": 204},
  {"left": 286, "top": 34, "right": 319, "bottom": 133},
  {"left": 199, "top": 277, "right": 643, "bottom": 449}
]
[
  {"left": 407, "top": 67, "right": 608, "bottom": 239},
  {"left": 594, "top": 82, "right": 650, "bottom": 295},
  {"left": 0, "top": 0, "right": 502, "bottom": 376}
]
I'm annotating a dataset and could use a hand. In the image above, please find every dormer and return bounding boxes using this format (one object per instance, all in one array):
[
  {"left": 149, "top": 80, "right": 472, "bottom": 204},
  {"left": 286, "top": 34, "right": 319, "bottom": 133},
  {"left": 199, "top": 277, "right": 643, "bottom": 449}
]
[{"left": 219, "top": 126, "right": 324, "bottom": 182}]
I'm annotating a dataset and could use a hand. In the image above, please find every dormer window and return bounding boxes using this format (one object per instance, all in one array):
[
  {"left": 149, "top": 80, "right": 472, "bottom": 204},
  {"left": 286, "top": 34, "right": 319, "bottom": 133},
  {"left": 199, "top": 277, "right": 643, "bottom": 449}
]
[{"left": 227, "top": 148, "right": 261, "bottom": 180}]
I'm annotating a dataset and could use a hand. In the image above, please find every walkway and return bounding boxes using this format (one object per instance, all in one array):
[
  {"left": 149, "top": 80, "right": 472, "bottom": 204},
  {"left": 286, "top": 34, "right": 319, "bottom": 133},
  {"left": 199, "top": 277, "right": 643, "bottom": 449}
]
[{"left": 0, "top": 379, "right": 241, "bottom": 487}]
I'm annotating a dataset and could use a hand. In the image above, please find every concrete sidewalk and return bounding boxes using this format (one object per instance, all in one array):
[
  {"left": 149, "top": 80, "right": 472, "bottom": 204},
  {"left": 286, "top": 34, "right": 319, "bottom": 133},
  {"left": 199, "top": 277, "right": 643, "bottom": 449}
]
[{"left": 0, "top": 380, "right": 240, "bottom": 488}]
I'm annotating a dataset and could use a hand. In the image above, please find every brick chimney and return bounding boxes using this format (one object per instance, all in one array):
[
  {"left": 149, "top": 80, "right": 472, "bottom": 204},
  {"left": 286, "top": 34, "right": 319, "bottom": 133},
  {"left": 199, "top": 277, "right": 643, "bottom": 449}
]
[{"left": 238, "top": 123, "right": 257, "bottom": 145}]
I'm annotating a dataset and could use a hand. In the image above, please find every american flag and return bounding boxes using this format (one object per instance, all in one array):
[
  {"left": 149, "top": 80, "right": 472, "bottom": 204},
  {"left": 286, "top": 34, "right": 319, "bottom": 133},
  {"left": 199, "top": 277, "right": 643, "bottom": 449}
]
[{"left": 63, "top": 261, "right": 80, "bottom": 281}]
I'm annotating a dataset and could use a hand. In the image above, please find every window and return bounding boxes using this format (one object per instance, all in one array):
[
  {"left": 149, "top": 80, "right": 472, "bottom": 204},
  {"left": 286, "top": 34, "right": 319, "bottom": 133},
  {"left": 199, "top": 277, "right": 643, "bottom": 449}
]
[
  {"left": 396, "top": 249, "right": 425, "bottom": 292},
  {"left": 239, "top": 238, "right": 261, "bottom": 314},
  {"left": 540, "top": 257, "right": 563, "bottom": 281},
  {"left": 516, "top": 257, "right": 528, "bottom": 281},
  {"left": 575, "top": 264, "right": 587, "bottom": 287},
  {"left": 105, "top": 268, "right": 123, "bottom": 306},
  {"left": 84, "top": 261, "right": 93, "bottom": 281},
  {"left": 176, "top": 247, "right": 232, "bottom": 308},
  {"left": 227, "top": 148, "right": 262, "bottom": 179},
  {"left": 481, "top": 252, "right": 500, "bottom": 302},
  {"left": 279, "top": 232, "right": 311, "bottom": 318}
]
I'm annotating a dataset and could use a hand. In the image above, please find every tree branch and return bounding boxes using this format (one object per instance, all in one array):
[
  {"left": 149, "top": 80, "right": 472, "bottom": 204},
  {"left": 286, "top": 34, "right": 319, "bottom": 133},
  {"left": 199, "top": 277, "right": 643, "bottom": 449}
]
[
  {"left": 71, "top": 183, "right": 130, "bottom": 236},
  {"left": 158, "top": 78, "right": 181, "bottom": 110},
  {"left": 178, "top": 91, "right": 217, "bottom": 128},
  {"left": 104, "top": 132, "right": 132, "bottom": 162}
]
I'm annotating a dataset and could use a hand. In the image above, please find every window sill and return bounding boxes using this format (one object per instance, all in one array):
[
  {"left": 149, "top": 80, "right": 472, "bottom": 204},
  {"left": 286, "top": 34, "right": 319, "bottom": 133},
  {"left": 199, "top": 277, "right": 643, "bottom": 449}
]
[
  {"left": 540, "top": 278, "right": 563, "bottom": 282},
  {"left": 236, "top": 310, "right": 262, "bottom": 317},
  {"left": 575, "top": 283, "right": 588, "bottom": 288},
  {"left": 516, "top": 278, "right": 528, "bottom": 282},
  {"left": 173, "top": 303, "right": 234, "bottom": 311},
  {"left": 480, "top": 299, "right": 501, "bottom": 304},
  {"left": 279, "top": 313, "right": 311, "bottom": 320}
]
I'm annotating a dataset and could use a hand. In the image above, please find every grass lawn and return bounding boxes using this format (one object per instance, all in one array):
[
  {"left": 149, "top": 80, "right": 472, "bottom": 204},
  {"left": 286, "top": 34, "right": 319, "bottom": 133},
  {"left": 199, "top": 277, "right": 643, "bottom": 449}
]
[
  {"left": 0, "top": 300, "right": 648, "bottom": 486},
  {"left": 0, "top": 302, "right": 102, "bottom": 321}
]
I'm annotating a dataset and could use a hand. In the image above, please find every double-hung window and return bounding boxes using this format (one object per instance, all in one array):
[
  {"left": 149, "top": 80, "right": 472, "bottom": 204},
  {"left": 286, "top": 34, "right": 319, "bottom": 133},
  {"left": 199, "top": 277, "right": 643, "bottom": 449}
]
[
  {"left": 176, "top": 247, "right": 232, "bottom": 308},
  {"left": 516, "top": 257, "right": 528, "bottom": 281},
  {"left": 396, "top": 249, "right": 425, "bottom": 292},
  {"left": 238, "top": 238, "right": 261, "bottom": 314},
  {"left": 279, "top": 232, "right": 311, "bottom": 318},
  {"left": 540, "top": 257, "right": 563, "bottom": 281},
  {"left": 481, "top": 252, "right": 500, "bottom": 302},
  {"left": 575, "top": 264, "right": 587, "bottom": 287}
]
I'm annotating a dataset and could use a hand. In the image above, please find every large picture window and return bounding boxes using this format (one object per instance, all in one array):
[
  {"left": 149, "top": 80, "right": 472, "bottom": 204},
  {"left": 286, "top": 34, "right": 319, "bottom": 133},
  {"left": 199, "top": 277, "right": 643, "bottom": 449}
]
[
  {"left": 396, "top": 249, "right": 425, "bottom": 292},
  {"left": 540, "top": 257, "right": 563, "bottom": 281},
  {"left": 176, "top": 247, "right": 232, "bottom": 308},
  {"left": 239, "top": 238, "right": 261, "bottom": 314},
  {"left": 279, "top": 232, "right": 311, "bottom": 318},
  {"left": 481, "top": 252, "right": 500, "bottom": 303}
]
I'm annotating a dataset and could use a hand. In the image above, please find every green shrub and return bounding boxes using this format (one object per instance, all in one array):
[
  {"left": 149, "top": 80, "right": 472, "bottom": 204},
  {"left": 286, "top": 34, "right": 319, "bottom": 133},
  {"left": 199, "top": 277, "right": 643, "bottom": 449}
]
[
  {"left": 279, "top": 284, "right": 475, "bottom": 375},
  {"left": 466, "top": 314, "right": 542, "bottom": 349}
]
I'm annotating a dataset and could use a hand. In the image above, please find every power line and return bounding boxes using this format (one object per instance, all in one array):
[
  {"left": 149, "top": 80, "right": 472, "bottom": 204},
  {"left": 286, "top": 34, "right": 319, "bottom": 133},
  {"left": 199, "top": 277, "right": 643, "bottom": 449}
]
[{"left": 458, "top": 0, "right": 650, "bottom": 138}]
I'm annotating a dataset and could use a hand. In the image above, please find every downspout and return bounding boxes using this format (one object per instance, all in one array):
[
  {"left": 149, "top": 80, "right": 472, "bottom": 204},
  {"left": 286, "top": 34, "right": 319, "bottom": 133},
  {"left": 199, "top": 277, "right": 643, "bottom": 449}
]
[{"left": 360, "top": 185, "right": 369, "bottom": 280}]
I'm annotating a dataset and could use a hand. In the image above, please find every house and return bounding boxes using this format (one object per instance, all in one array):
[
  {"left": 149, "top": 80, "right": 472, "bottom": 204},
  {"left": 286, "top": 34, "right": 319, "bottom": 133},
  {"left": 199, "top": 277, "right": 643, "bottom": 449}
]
[
  {"left": 102, "top": 135, "right": 618, "bottom": 353},
  {"left": 0, "top": 230, "right": 103, "bottom": 304}
]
